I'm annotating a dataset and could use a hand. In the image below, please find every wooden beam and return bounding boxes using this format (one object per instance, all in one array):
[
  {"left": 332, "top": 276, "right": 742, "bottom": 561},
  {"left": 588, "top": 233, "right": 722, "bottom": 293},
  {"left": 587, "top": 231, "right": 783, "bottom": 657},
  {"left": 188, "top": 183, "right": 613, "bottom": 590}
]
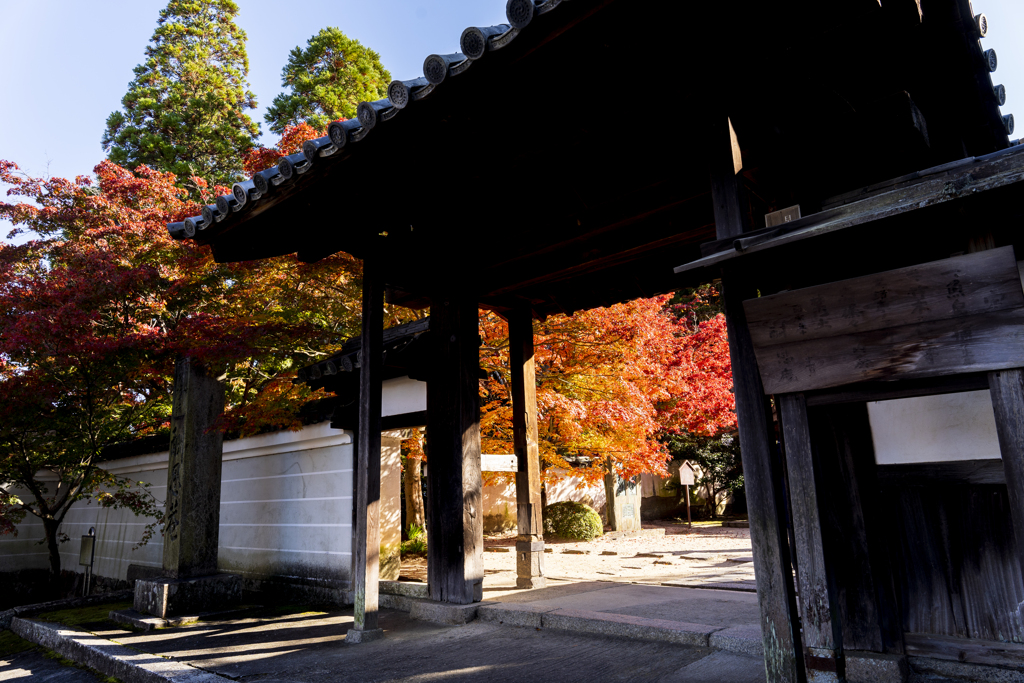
[
  {"left": 744, "top": 247, "right": 1023, "bottom": 349},
  {"left": 989, "top": 368, "right": 1024, "bottom": 580},
  {"left": 350, "top": 258, "right": 384, "bottom": 639},
  {"left": 779, "top": 393, "right": 840, "bottom": 680},
  {"left": 426, "top": 296, "right": 484, "bottom": 604},
  {"left": 722, "top": 272, "right": 803, "bottom": 683},
  {"left": 754, "top": 307, "right": 1024, "bottom": 394},
  {"left": 509, "top": 308, "right": 546, "bottom": 589}
]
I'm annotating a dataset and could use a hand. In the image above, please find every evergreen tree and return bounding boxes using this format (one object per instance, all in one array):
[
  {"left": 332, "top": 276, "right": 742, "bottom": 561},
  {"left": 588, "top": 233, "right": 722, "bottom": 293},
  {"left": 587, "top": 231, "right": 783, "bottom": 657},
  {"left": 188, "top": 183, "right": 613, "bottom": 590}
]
[
  {"left": 102, "top": 0, "right": 260, "bottom": 188},
  {"left": 264, "top": 27, "right": 391, "bottom": 135}
]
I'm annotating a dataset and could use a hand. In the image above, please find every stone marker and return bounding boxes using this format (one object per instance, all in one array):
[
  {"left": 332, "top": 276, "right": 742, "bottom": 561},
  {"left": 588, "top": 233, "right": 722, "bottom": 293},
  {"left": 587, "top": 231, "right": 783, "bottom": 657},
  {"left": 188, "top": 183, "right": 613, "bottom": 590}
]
[
  {"left": 604, "top": 465, "right": 643, "bottom": 533},
  {"left": 133, "top": 357, "right": 240, "bottom": 619}
]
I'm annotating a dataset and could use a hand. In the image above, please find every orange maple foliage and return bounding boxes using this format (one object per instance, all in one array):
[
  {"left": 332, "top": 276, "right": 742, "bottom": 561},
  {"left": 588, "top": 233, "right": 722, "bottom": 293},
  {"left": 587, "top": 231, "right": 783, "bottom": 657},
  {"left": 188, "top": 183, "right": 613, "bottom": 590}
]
[{"left": 478, "top": 295, "right": 735, "bottom": 485}]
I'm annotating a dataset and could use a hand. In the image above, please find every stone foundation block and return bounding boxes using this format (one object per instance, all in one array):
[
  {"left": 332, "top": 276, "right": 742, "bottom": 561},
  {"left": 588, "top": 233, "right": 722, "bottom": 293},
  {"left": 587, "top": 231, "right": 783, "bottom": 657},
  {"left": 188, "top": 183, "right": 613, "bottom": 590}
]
[
  {"left": 408, "top": 599, "right": 495, "bottom": 625},
  {"left": 346, "top": 627, "right": 384, "bottom": 643},
  {"left": 846, "top": 651, "right": 908, "bottom": 683},
  {"left": 709, "top": 624, "right": 764, "bottom": 656},
  {"left": 134, "top": 573, "right": 241, "bottom": 619}
]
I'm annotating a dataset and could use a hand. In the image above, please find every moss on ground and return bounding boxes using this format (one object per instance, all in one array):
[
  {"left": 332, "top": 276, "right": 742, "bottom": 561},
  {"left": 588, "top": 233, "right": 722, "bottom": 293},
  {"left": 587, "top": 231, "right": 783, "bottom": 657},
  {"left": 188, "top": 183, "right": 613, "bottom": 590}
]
[
  {"left": 36, "top": 602, "right": 132, "bottom": 627},
  {"left": 0, "top": 630, "right": 35, "bottom": 657}
]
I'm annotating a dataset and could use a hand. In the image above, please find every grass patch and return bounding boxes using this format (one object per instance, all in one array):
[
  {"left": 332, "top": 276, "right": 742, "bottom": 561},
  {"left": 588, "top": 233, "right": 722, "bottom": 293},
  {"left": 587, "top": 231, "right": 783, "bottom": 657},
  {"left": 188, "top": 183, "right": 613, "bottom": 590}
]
[
  {"left": 0, "top": 630, "right": 35, "bottom": 657},
  {"left": 36, "top": 602, "right": 132, "bottom": 627}
]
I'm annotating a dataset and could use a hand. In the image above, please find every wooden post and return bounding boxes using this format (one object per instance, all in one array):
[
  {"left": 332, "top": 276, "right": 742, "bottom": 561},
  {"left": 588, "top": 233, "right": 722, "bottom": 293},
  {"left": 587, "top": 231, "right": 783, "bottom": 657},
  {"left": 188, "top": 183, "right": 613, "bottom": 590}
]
[
  {"left": 713, "top": 114, "right": 802, "bottom": 683},
  {"left": 426, "top": 297, "right": 484, "bottom": 604},
  {"left": 779, "top": 393, "right": 840, "bottom": 681},
  {"left": 685, "top": 484, "right": 692, "bottom": 528},
  {"left": 509, "top": 307, "right": 546, "bottom": 589},
  {"left": 989, "top": 368, "right": 1024, "bottom": 579},
  {"left": 348, "top": 258, "right": 384, "bottom": 642}
]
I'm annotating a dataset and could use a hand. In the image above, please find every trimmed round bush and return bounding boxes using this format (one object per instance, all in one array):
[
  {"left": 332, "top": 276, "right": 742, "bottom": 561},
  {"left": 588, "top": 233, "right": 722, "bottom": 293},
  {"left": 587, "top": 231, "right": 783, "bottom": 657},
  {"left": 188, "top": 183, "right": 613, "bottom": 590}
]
[{"left": 543, "top": 501, "right": 604, "bottom": 541}]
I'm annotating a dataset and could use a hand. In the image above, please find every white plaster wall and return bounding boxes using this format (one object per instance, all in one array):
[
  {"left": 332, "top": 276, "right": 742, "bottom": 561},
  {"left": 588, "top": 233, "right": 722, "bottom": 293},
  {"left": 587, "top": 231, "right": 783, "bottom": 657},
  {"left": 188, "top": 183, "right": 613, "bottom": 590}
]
[
  {"left": 382, "top": 377, "right": 426, "bottom": 417},
  {"left": 1, "top": 422, "right": 355, "bottom": 585},
  {"left": 379, "top": 434, "right": 403, "bottom": 579},
  {"left": 867, "top": 390, "right": 1003, "bottom": 465}
]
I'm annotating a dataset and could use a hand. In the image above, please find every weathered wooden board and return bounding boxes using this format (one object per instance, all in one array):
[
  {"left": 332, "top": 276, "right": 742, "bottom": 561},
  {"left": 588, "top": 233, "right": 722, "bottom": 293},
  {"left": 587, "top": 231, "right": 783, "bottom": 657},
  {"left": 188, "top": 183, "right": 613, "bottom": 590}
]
[
  {"left": 779, "top": 394, "right": 835, "bottom": 655},
  {"left": 744, "top": 247, "right": 1022, "bottom": 348},
  {"left": 905, "top": 632, "right": 1024, "bottom": 668},
  {"left": 754, "top": 307, "right": 1024, "bottom": 394},
  {"left": 876, "top": 459, "right": 1005, "bottom": 485},
  {"left": 887, "top": 485, "right": 1024, "bottom": 643}
]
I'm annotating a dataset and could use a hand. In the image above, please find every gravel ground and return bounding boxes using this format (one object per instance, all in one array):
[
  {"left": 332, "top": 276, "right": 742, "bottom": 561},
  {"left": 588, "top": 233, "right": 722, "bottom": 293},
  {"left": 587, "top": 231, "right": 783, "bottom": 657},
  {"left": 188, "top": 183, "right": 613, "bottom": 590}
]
[{"left": 399, "top": 521, "right": 756, "bottom": 591}]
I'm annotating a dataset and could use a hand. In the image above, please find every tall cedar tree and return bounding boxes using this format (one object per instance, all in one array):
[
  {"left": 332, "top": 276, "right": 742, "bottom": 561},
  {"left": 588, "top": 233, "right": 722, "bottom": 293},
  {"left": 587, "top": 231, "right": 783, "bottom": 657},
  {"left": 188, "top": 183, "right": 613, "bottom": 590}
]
[
  {"left": 264, "top": 27, "right": 391, "bottom": 135},
  {"left": 102, "top": 0, "right": 260, "bottom": 189}
]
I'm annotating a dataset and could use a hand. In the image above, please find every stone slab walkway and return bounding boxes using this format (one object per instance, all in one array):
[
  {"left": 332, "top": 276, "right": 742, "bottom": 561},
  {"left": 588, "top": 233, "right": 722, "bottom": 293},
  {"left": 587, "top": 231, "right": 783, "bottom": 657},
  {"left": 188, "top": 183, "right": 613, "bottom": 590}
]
[{"left": 11, "top": 606, "right": 767, "bottom": 683}]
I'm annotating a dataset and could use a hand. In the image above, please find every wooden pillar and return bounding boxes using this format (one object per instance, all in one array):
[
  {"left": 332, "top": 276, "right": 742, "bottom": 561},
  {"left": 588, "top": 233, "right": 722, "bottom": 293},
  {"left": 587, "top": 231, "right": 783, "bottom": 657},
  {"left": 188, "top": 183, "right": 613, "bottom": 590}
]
[
  {"left": 348, "top": 259, "right": 383, "bottom": 642},
  {"left": 989, "top": 368, "right": 1024, "bottom": 579},
  {"left": 779, "top": 393, "right": 840, "bottom": 682},
  {"left": 713, "top": 114, "right": 802, "bottom": 683},
  {"left": 426, "top": 297, "right": 484, "bottom": 604},
  {"left": 509, "top": 308, "right": 545, "bottom": 589}
]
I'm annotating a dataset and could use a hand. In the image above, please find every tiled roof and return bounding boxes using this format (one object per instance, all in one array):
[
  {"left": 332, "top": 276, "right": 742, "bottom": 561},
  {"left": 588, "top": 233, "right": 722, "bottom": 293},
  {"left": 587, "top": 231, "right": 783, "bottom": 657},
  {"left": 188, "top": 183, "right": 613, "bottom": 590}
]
[{"left": 167, "top": 0, "right": 568, "bottom": 242}]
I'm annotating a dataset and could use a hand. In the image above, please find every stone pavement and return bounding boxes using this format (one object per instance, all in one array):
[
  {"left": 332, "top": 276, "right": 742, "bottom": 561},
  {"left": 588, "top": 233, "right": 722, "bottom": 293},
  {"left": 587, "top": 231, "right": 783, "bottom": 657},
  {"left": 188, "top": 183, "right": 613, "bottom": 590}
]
[
  {"left": 0, "top": 649, "right": 110, "bottom": 683},
  {"left": 6, "top": 580, "right": 768, "bottom": 683},
  {"left": 17, "top": 606, "right": 766, "bottom": 683}
]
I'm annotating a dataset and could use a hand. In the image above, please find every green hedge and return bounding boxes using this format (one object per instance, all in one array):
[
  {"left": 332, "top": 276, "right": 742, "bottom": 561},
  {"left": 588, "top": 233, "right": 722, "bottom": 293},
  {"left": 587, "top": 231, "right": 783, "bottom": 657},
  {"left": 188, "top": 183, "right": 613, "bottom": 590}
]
[{"left": 543, "top": 501, "right": 604, "bottom": 541}]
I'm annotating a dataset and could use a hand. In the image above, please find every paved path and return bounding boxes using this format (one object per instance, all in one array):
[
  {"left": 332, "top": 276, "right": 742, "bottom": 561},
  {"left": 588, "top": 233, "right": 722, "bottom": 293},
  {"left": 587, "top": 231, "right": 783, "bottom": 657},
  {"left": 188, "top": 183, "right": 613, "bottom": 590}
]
[
  {"left": 0, "top": 649, "right": 108, "bottom": 683},
  {"left": 89, "top": 608, "right": 767, "bottom": 683}
]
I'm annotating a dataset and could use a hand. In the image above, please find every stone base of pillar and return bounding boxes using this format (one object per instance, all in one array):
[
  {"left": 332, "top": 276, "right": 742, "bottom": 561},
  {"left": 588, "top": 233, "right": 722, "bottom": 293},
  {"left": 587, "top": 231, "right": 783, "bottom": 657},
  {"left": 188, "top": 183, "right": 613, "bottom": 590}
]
[
  {"left": 516, "top": 540, "right": 546, "bottom": 589},
  {"left": 845, "top": 651, "right": 908, "bottom": 683},
  {"left": 134, "top": 573, "right": 241, "bottom": 619},
  {"left": 346, "top": 627, "right": 385, "bottom": 643}
]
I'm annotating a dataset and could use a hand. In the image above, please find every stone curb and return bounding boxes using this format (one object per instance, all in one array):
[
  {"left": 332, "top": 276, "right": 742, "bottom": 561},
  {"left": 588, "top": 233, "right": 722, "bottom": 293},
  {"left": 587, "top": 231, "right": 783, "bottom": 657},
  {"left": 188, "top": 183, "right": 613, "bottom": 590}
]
[
  {"left": 478, "top": 603, "right": 552, "bottom": 628},
  {"left": 480, "top": 603, "right": 763, "bottom": 655},
  {"left": 542, "top": 608, "right": 720, "bottom": 647},
  {"left": 0, "top": 591, "right": 133, "bottom": 630},
  {"left": 10, "top": 617, "right": 231, "bottom": 683}
]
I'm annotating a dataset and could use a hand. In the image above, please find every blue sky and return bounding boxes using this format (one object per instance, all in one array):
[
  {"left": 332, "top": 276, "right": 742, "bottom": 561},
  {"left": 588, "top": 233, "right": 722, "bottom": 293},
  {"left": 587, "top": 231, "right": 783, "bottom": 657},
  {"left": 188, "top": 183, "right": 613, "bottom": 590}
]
[{"left": 1, "top": 0, "right": 1022, "bottom": 240}]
